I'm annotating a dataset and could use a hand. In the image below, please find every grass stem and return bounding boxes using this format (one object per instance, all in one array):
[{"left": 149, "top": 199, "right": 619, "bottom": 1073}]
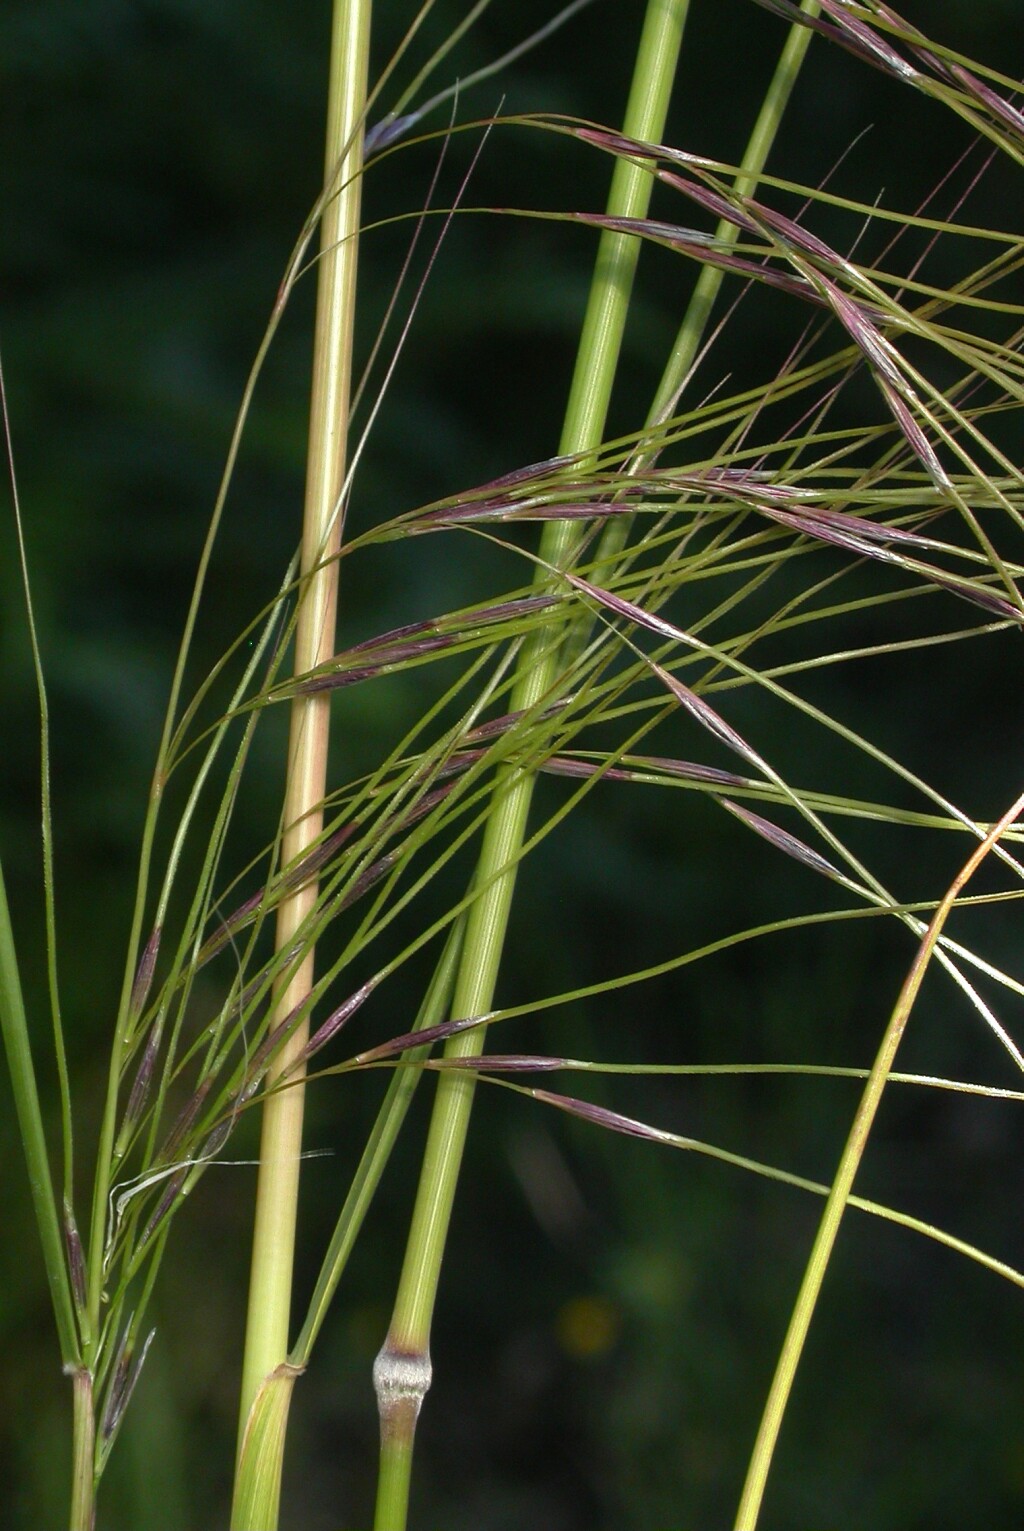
[
  {"left": 371, "top": 4, "right": 690, "bottom": 1525},
  {"left": 232, "top": 1, "right": 371, "bottom": 1524},
  {"left": 69, "top": 1368, "right": 95, "bottom": 1531}
]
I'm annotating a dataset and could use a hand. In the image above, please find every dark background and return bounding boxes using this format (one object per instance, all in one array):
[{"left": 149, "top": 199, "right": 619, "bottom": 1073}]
[{"left": 2, "top": 2, "right": 1023, "bottom": 1527}]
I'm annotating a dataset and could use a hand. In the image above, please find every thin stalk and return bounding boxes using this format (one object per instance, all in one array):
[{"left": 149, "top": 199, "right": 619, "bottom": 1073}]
[
  {"left": 648, "top": 0, "right": 820, "bottom": 429},
  {"left": 81, "top": 119, "right": 340, "bottom": 1391},
  {"left": 372, "top": 5, "right": 690, "bottom": 1528},
  {"left": 733, "top": 787, "right": 1024, "bottom": 1530},
  {"left": 232, "top": 0, "right": 371, "bottom": 1523},
  {"left": 578, "top": 0, "right": 819, "bottom": 616},
  {"left": 1, "top": 352, "right": 74, "bottom": 1203},
  {"left": 373, "top": 0, "right": 600, "bottom": 150},
  {"left": 0, "top": 857, "right": 78, "bottom": 1364}
]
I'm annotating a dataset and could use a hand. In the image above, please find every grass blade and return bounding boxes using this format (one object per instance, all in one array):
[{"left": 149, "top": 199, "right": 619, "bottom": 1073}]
[{"left": 0, "top": 857, "right": 78, "bottom": 1363}]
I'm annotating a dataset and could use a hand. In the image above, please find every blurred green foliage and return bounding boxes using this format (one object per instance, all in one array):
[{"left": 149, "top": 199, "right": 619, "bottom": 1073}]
[{"left": 2, "top": 2, "right": 1023, "bottom": 1527}]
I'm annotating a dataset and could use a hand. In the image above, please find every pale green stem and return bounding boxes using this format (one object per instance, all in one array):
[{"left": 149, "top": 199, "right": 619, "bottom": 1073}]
[
  {"left": 734, "top": 788, "right": 1024, "bottom": 1529},
  {"left": 69, "top": 1368, "right": 95, "bottom": 1531},
  {"left": 372, "top": 5, "right": 690, "bottom": 1528},
  {"left": 232, "top": 1, "right": 371, "bottom": 1525}
]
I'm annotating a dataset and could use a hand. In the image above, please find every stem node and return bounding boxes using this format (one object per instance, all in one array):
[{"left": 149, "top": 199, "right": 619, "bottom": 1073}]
[{"left": 373, "top": 1343, "right": 433, "bottom": 1441}]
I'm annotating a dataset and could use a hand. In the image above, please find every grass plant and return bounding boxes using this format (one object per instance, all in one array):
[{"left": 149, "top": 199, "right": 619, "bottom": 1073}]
[{"left": 3, "top": 1, "right": 1024, "bottom": 1527}]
